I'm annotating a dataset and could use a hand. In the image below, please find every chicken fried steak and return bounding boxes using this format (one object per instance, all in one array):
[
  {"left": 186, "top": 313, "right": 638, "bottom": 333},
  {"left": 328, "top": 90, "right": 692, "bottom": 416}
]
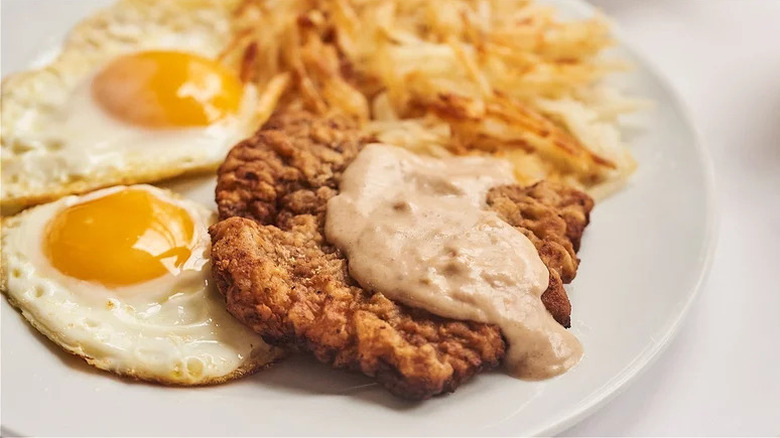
[{"left": 209, "top": 110, "right": 594, "bottom": 399}]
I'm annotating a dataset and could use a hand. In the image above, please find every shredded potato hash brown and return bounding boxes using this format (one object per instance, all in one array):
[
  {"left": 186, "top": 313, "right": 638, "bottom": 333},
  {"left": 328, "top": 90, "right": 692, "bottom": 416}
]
[{"left": 220, "top": 0, "right": 641, "bottom": 198}]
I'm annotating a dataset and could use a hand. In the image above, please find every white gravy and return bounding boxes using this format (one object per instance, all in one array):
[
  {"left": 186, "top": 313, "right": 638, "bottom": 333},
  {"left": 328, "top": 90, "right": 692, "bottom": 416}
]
[{"left": 325, "top": 144, "right": 582, "bottom": 379}]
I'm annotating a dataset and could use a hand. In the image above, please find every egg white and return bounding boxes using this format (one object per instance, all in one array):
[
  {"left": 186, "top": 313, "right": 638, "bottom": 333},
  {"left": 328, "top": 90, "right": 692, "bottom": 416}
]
[
  {"left": 1, "top": 185, "right": 283, "bottom": 385},
  {"left": 0, "top": 0, "right": 253, "bottom": 214}
]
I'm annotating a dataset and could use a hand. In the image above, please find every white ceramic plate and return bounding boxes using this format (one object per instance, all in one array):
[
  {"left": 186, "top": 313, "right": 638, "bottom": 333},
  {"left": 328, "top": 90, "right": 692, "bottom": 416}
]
[{"left": 0, "top": 0, "right": 716, "bottom": 436}]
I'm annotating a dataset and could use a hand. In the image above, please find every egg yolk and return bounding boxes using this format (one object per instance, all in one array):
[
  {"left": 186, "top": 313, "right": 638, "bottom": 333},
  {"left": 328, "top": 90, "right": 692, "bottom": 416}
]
[
  {"left": 91, "top": 50, "right": 243, "bottom": 128},
  {"left": 44, "top": 189, "right": 195, "bottom": 287}
]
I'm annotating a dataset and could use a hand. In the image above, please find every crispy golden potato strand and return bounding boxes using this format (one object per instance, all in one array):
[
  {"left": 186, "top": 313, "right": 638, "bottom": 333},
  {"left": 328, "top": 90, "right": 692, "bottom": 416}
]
[{"left": 223, "top": 0, "right": 640, "bottom": 199}]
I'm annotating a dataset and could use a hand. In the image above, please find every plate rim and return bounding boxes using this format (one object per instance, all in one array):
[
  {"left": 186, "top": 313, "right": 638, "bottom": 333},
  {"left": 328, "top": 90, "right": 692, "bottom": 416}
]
[{"left": 530, "top": 1, "right": 720, "bottom": 434}]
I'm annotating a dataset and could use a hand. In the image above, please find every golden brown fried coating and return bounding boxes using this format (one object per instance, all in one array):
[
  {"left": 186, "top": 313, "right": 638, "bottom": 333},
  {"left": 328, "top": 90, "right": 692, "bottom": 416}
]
[
  {"left": 487, "top": 183, "right": 595, "bottom": 328},
  {"left": 210, "top": 109, "right": 593, "bottom": 399}
]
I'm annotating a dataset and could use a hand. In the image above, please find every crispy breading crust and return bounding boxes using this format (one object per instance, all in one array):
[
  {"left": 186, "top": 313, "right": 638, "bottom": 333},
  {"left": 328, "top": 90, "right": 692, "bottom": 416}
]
[
  {"left": 487, "top": 183, "right": 595, "bottom": 328},
  {"left": 210, "top": 109, "right": 593, "bottom": 399}
]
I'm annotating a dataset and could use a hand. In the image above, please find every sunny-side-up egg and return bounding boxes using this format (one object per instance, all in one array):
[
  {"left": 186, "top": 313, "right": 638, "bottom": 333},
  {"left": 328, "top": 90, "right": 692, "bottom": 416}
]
[
  {"left": 0, "top": 0, "right": 258, "bottom": 214},
  {"left": 0, "top": 185, "right": 283, "bottom": 384}
]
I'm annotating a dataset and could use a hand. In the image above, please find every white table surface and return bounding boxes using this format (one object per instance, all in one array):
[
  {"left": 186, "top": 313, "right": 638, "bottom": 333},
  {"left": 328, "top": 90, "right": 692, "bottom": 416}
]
[
  {"left": 563, "top": 1, "right": 780, "bottom": 436},
  {"left": 1, "top": 1, "right": 778, "bottom": 436}
]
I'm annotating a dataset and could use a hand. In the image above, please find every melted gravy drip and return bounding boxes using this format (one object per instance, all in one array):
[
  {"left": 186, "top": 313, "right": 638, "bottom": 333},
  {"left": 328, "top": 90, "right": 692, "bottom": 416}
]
[{"left": 326, "top": 144, "right": 582, "bottom": 379}]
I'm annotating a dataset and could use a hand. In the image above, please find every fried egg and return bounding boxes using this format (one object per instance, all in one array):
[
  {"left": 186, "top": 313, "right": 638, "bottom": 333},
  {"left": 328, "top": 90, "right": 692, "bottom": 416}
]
[
  {"left": 1, "top": 185, "right": 283, "bottom": 385},
  {"left": 1, "top": 0, "right": 257, "bottom": 214}
]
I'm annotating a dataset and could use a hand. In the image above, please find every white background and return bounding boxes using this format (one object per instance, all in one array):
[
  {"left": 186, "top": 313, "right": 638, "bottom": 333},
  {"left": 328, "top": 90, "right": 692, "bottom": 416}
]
[
  {"left": 1, "top": 1, "right": 778, "bottom": 436},
  {"left": 564, "top": 1, "right": 780, "bottom": 436}
]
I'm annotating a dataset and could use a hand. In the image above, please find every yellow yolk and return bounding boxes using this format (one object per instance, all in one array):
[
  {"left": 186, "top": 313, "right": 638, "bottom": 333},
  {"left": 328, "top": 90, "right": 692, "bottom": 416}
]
[
  {"left": 91, "top": 51, "right": 243, "bottom": 128},
  {"left": 44, "top": 189, "right": 195, "bottom": 287}
]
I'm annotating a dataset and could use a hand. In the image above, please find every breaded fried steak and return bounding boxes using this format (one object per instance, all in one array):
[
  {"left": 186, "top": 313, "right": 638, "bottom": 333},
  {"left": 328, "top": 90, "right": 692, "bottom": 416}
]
[{"left": 209, "top": 109, "right": 594, "bottom": 399}]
